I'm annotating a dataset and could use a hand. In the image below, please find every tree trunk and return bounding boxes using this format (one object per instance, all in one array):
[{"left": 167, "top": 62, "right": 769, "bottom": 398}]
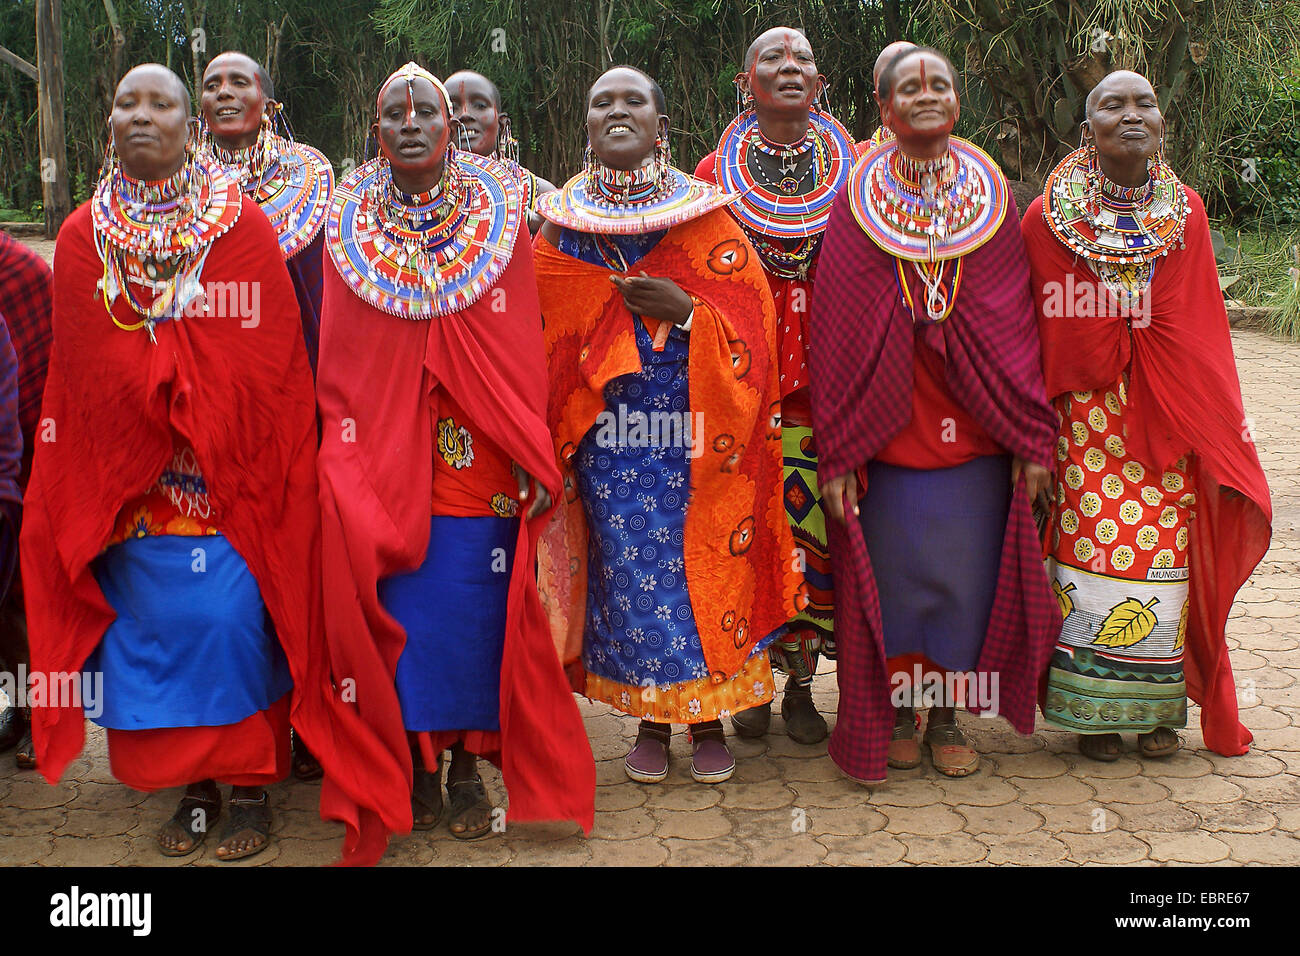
[{"left": 36, "top": 0, "right": 71, "bottom": 237}]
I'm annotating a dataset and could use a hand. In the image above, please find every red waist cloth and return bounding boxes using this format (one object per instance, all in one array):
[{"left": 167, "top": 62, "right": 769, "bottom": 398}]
[
  {"left": 1022, "top": 187, "right": 1272, "bottom": 756},
  {"left": 430, "top": 388, "right": 518, "bottom": 517},
  {"left": 875, "top": 338, "right": 1002, "bottom": 469}
]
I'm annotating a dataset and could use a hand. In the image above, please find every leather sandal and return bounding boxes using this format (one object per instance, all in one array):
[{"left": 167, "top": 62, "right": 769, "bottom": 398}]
[
  {"left": 216, "top": 791, "right": 272, "bottom": 861},
  {"left": 14, "top": 728, "right": 36, "bottom": 770},
  {"left": 924, "top": 721, "right": 979, "bottom": 777},
  {"left": 888, "top": 709, "right": 921, "bottom": 770},
  {"left": 157, "top": 788, "right": 221, "bottom": 857},
  {"left": 1137, "top": 726, "right": 1179, "bottom": 758},
  {"left": 446, "top": 775, "right": 495, "bottom": 840},
  {"left": 1078, "top": 732, "right": 1122, "bottom": 762}
]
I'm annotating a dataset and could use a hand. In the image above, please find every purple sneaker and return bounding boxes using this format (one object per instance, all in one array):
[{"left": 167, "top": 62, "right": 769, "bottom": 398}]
[
  {"left": 624, "top": 722, "right": 671, "bottom": 783},
  {"left": 689, "top": 721, "right": 735, "bottom": 783}
]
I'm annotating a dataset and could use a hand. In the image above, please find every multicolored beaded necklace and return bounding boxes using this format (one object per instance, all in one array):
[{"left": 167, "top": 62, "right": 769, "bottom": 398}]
[
  {"left": 326, "top": 151, "right": 522, "bottom": 319},
  {"left": 847, "top": 136, "right": 1007, "bottom": 323},
  {"left": 1042, "top": 145, "right": 1188, "bottom": 297},
  {"left": 713, "top": 108, "right": 856, "bottom": 279},
  {"left": 92, "top": 158, "right": 243, "bottom": 341},
  {"left": 538, "top": 156, "right": 734, "bottom": 235},
  {"left": 203, "top": 124, "right": 334, "bottom": 260}
]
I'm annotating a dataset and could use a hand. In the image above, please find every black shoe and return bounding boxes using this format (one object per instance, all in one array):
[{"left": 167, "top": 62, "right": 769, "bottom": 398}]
[
  {"left": 730, "top": 702, "right": 771, "bottom": 738},
  {"left": 780, "top": 679, "right": 828, "bottom": 744},
  {"left": 0, "top": 703, "right": 21, "bottom": 753}
]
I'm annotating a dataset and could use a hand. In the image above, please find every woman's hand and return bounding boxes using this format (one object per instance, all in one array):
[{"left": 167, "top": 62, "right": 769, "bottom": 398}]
[
  {"left": 512, "top": 464, "right": 553, "bottom": 520},
  {"left": 610, "top": 271, "right": 693, "bottom": 326},
  {"left": 819, "top": 471, "right": 861, "bottom": 527},
  {"left": 1011, "top": 457, "right": 1053, "bottom": 513}
]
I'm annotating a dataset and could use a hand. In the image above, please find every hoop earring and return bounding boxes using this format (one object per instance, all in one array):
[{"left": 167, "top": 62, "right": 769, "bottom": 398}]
[
  {"left": 498, "top": 115, "right": 520, "bottom": 165},
  {"left": 1082, "top": 136, "right": 1101, "bottom": 219}
]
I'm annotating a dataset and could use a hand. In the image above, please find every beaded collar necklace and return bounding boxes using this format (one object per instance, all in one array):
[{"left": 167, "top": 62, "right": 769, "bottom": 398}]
[
  {"left": 1042, "top": 145, "right": 1187, "bottom": 267},
  {"left": 201, "top": 125, "right": 334, "bottom": 260},
  {"left": 712, "top": 108, "right": 856, "bottom": 278},
  {"left": 846, "top": 136, "right": 1006, "bottom": 263},
  {"left": 327, "top": 151, "right": 522, "bottom": 318},
  {"left": 92, "top": 158, "right": 243, "bottom": 338},
  {"left": 539, "top": 157, "right": 735, "bottom": 235}
]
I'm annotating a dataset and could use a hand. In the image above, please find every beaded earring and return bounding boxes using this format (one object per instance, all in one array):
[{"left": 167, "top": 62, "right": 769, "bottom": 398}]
[
  {"left": 655, "top": 132, "right": 672, "bottom": 175},
  {"left": 1081, "top": 133, "right": 1102, "bottom": 220},
  {"left": 96, "top": 122, "right": 120, "bottom": 186},
  {"left": 498, "top": 114, "right": 520, "bottom": 166},
  {"left": 583, "top": 143, "right": 599, "bottom": 185},
  {"left": 735, "top": 83, "right": 755, "bottom": 118}
]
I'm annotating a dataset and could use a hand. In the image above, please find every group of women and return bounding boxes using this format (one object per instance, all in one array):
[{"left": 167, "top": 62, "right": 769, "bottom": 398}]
[{"left": 9, "top": 27, "right": 1271, "bottom": 865}]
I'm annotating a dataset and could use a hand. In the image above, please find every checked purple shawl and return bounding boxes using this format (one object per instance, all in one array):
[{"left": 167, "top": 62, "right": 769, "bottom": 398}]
[
  {"left": 807, "top": 190, "right": 1060, "bottom": 783},
  {"left": 0, "top": 232, "right": 52, "bottom": 489}
]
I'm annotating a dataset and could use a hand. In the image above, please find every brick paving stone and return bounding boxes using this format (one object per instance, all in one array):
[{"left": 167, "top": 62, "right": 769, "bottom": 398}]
[
  {"left": 748, "top": 834, "right": 829, "bottom": 866},
  {"left": 594, "top": 782, "right": 649, "bottom": 811},
  {"left": 53, "top": 808, "right": 139, "bottom": 838},
  {"left": 728, "top": 754, "right": 783, "bottom": 783},
  {"left": 594, "top": 758, "right": 630, "bottom": 787},
  {"left": 795, "top": 779, "right": 877, "bottom": 808},
  {"left": 0, "top": 806, "right": 66, "bottom": 837},
  {"left": 652, "top": 807, "right": 732, "bottom": 840},
  {"left": 1087, "top": 775, "right": 1171, "bottom": 805},
  {"left": 273, "top": 809, "right": 345, "bottom": 842},
  {"left": 39, "top": 835, "right": 127, "bottom": 866},
  {"left": 781, "top": 756, "right": 847, "bottom": 782},
  {"left": 1063, "top": 755, "right": 1143, "bottom": 778},
  {"left": 798, "top": 805, "right": 888, "bottom": 836},
  {"left": 503, "top": 837, "right": 592, "bottom": 867},
  {"left": 955, "top": 802, "right": 1044, "bottom": 835},
  {"left": 1249, "top": 725, "right": 1300, "bottom": 750},
  {"left": 881, "top": 804, "right": 965, "bottom": 835},
  {"left": 0, "top": 834, "right": 53, "bottom": 864},
  {"left": 1204, "top": 751, "right": 1291, "bottom": 777},
  {"left": 1273, "top": 806, "right": 1300, "bottom": 833},
  {"left": 817, "top": 833, "right": 906, "bottom": 865},
  {"left": 587, "top": 835, "right": 668, "bottom": 866},
  {"left": 936, "top": 774, "right": 1020, "bottom": 807},
  {"left": 1222, "top": 773, "right": 1300, "bottom": 804},
  {"left": 1137, "top": 831, "right": 1232, "bottom": 864},
  {"left": 1010, "top": 775, "right": 1095, "bottom": 805},
  {"left": 1135, "top": 751, "right": 1214, "bottom": 778},
  {"left": 65, "top": 781, "right": 147, "bottom": 811},
  {"left": 1187, "top": 801, "right": 1277, "bottom": 833},
  {"left": 902, "top": 832, "right": 988, "bottom": 865},
  {"left": 642, "top": 785, "right": 721, "bottom": 811},
  {"left": 981, "top": 830, "right": 1070, "bottom": 865},
  {"left": 375, "top": 837, "right": 435, "bottom": 867},
  {"left": 268, "top": 838, "right": 340, "bottom": 866},
  {"left": 988, "top": 751, "right": 1070, "bottom": 778},
  {"left": 1216, "top": 831, "right": 1300, "bottom": 865},
  {"left": 1107, "top": 800, "right": 1201, "bottom": 832},
  {"left": 717, "top": 779, "right": 796, "bottom": 810},
  {"left": 1059, "top": 831, "right": 1151, "bottom": 864},
  {"left": 5, "top": 778, "right": 77, "bottom": 810},
  {"left": 662, "top": 836, "right": 748, "bottom": 865},
  {"left": 860, "top": 778, "right": 943, "bottom": 808},
  {"left": 590, "top": 807, "right": 656, "bottom": 840},
  {"left": 1029, "top": 802, "right": 1111, "bottom": 834}
]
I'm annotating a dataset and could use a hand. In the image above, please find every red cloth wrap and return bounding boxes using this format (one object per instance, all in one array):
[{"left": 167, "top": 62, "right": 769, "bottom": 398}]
[
  {"left": 22, "top": 200, "right": 373, "bottom": 848},
  {"left": 533, "top": 209, "right": 799, "bottom": 688},
  {"left": 808, "top": 189, "right": 1061, "bottom": 783},
  {"left": 1022, "top": 188, "right": 1271, "bottom": 756},
  {"left": 316, "top": 228, "right": 595, "bottom": 867}
]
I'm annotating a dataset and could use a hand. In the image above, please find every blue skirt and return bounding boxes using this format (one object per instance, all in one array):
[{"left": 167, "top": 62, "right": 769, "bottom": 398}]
[
  {"left": 86, "top": 534, "right": 292, "bottom": 730},
  {"left": 858, "top": 455, "right": 1010, "bottom": 671},
  {"left": 379, "top": 515, "right": 518, "bottom": 732}
]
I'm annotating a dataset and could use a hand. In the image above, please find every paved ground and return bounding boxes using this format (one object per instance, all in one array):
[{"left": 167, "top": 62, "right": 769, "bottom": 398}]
[{"left": 0, "top": 242, "right": 1295, "bottom": 865}]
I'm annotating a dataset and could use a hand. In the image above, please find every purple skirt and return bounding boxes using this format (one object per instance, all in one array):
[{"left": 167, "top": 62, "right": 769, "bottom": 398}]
[{"left": 858, "top": 455, "right": 1010, "bottom": 671}]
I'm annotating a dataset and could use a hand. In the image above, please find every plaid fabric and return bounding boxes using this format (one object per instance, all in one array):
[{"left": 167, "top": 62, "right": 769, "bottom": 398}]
[
  {"left": 808, "top": 191, "right": 1061, "bottom": 782},
  {"left": 0, "top": 233, "right": 53, "bottom": 488}
]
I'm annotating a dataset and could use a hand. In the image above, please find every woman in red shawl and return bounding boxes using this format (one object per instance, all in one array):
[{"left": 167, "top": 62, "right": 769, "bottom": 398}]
[
  {"left": 692, "top": 27, "right": 859, "bottom": 746},
  {"left": 21, "top": 63, "right": 359, "bottom": 861},
  {"left": 809, "top": 48, "right": 1060, "bottom": 783},
  {"left": 316, "top": 63, "right": 593, "bottom": 856},
  {"left": 535, "top": 66, "right": 798, "bottom": 785},
  {"left": 1022, "top": 70, "right": 1271, "bottom": 762}
]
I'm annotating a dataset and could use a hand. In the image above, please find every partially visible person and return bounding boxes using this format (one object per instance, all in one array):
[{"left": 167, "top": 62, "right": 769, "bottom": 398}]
[
  {"left": 810, "top": 48, "right": 1060, "bottom": 783},
  {"left": 199, "top": 50, "right": 332, "bottom": 374},
  {"left": 865, "top": 40, "right": 917, "bottom": 148},
  {"left": 446, "top": 69, "right": 556, "bottom": 233},
  {"left": 317, "top": 62, "right": 593, "bottom": 858},
  {"left": 694, "top": 26, "right": 859, "bottom": 744},
  {"left": 0, "top": 232, "right": 51, "bottom": 763},
  {"left": 535, "top": 65, "right": 798, "bottom": 785},
  {"left": 1022, "top": 70, "right": 1271, "bottom": 762},
  {"left": 22, "top": 63, "right": 373, "bottom": 863}
]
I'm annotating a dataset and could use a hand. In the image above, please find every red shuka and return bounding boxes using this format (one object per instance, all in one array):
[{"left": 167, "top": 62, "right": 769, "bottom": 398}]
[
  {"left": 22, "top": 199, "right": 379, "bottom": 862},
  {"left": 1022, "top": 188, "right": 1272, "bottom": 756},
  {"left": 316, "top": 228, "right": 595, "bottom": 867}
]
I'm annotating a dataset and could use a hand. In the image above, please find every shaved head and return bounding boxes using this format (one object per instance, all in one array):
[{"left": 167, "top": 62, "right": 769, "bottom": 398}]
[
  {"left": 874, "top": 41, "right": 917, "bottom": 87},
  {"left": 446, "top": 69, "right": 501, "bottom": 111},
  {"left": 206, "top": 51, "right": 274, "bottom": 100},
  {"left": 119, "top": 63, "right": 191, "bottom": 113},
  {"left": 744, "top": 26, "right": 809, "bottom": 71},
  {"left": 1085, "top": 70, "right": 1155, "bottom": 118}
]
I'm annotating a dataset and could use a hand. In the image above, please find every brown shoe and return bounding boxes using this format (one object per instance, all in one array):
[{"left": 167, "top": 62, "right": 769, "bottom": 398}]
[
  {"left": 924, "top": 720, "right": 979, "bottom": 777},
  {"left": 780, "top": 679, "right": 827, "bottom": 745}
]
